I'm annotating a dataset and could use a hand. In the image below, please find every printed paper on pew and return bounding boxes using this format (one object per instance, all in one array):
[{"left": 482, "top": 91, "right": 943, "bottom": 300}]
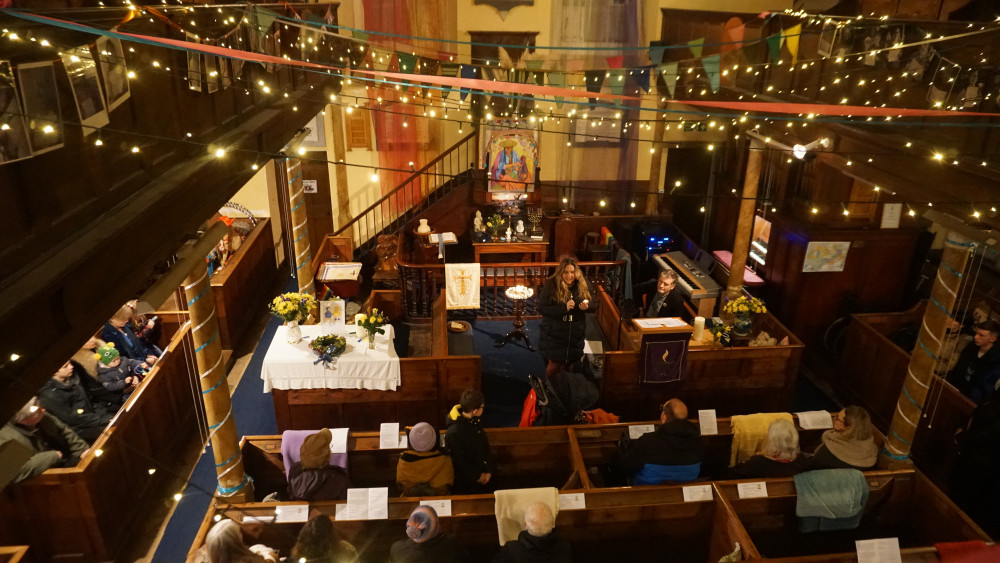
[
  {"left": 737, "top": 482, "right": 768, "bottom": 499},
  {"left": 334, "top": 503, "right": 347, "bottom": 520},
  {"left": 682, "top": 485, "right": 713, "bottom": 502},
  {"left": 242, "top": 513, "right": 276, "bottom": 524},
  {"left": 380, "top": 423, "right": 400, "bottom": 449},
  {"left": 856, "top": 538, "right": 902, "bottom": 563},
  {"left": 345, "top": 488, "right": 369, "bottom": 520},
  {"left": 420, "top": 499, "right": 452, "bottom": 517},
  {"left": 795, "top": 411, "right": 834, "bottom": 429},
  {"left": 398, "top": 435, "right": 408, "bottom": 448},
  {"left": 698, "top": 409, "right": 718, "bottom": 435},
  {"left": 628, "top": 424, "right": 654, "bottom": 440},
  {"left": 368, "top": 487, "right": 389, "bottom": 520},
  {"left": 634, "top": 318, "right": 687, "bottom": 329},
  {"left": 274, "top": 504, "right": 309, "bottom": 523},
  {"left": 583, "top": 340, "right": 603, "bottom": 355},
  {"left": 558, "top": 493, "right": 586, "bottom": 510},
  {"left": 328, "top": 428, "right": 350, "bottom": 454}
]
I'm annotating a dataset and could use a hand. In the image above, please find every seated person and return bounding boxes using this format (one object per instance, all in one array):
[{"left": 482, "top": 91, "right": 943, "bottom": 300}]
[
  {"left": 729, "top": 419, "right": 807, "bottom": 478},
  {"left": 446, "top": 389, "right": 496, "bottom": 494},
  {"left": 288, "top": 428, "right": 350, "bottom": 501},
  {"left": 947, "top": 320, "right": 1000, "bottom": 405},
  {"left": 94, "top": 343, "right": 146, "bottom": 399},
  {"left": 37, "top": 361, "right": 114, "bottom": 444},
  {"left": 0, "top": 398, "right": 89, "bottom": 484},
  {"left": 72, "top": 334, "right": 127, "bottom": 410},
  {"left": 290, "top": 514, "right": 359, "bottom": 563},
  {"left": 102, "top": 304, "right": 159, "bottom": 365},
  {"left": 806, "top": 406, "right": 878, "bottom": 471},
  {"left": 390, "top": 505, "right": 471, "bottom": 562},
  {"left": 125, "top": 299, "right": 163, "bottom": 356},
  {"left": 619, "top": 399, "right": 703, "bottom": 485},
  {"left": 396, "top": 422, "right": 454, "bottom": 496},
  {"left": 637, "top": 269, "right": 692, "bottom": 322},
  {"left": 187, "top": 519, "right": 277, "bottom": 563},
  {"left": 492, "top": 502, "right": 572, "bottom": 563}
]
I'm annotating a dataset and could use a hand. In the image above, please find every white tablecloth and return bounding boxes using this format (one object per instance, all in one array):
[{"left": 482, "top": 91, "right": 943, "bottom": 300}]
[{"left": 261, "top": 324, "right": 401, "bottom": 392}]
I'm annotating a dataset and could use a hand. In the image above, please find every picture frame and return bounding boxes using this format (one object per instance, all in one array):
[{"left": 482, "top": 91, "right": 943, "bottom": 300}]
[
  {"left": 205, "top": 55, "right": 220, "bottom": 94},
  {"left": 16, "top": 61, "right": 64, "bottom": 156},
  {"left": 187, "top": 33, "right": 203, "bottom": 92},
  {"left": 802, "top": 241, "right": 851, "bottom": 272},
  {"left": 301, "top": 112, "right": 326, "bottom": 148},
  {"left": 94, "top": 36, "right": 131, "bottom": 111},
  {"left": 321, "top": 299, "right": 346, "bottom": 327},
  {"left": 0, "top": 60, "right": 33, "bottom": 165},
  {"left": 816, "top": 22, "right": 838, "bottom": 58},
  {"left": 61, "top": 46, "right": 109, "bottom": 134}
]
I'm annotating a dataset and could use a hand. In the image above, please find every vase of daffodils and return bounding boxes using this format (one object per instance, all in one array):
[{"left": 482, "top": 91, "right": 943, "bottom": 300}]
[
  {"left": 721, "top": 295, "right": 766, "bottom": 337},
  {"left": 269, "top": 292, "right": 317, "bottom": 343},
  {"left": 357, "top": 308, "right": 388, "bottom": 349},
  {"left": 486, "top": 212, "right": 505, "bottom": 241}
]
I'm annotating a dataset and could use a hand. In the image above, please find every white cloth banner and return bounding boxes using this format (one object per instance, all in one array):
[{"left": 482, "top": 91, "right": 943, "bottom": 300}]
[
  {"left": 445, "top": 263, "right": 480, "bottom": 310},
  {"left": 261, "top": 324, "right": 401, "bottom": 392}
]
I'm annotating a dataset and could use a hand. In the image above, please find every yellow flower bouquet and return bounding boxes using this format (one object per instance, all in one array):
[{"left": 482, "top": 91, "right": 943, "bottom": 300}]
[
  {"left": 268, "top": 292, "right": 317, "bottom": 323},
  {"left": 722, "top": 295, "right": 767, "bottom": 316},
  {"left": 356, "top": 308, "right": 389, "bottom": 349}
]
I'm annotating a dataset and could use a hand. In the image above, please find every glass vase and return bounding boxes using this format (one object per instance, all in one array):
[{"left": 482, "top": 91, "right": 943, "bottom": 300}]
[
  {"left": 366, "top": 331, "right": 377, "bottom": 349},
  {"left": 733, "top": 313, "right": 752, "bottom": 337},
  {"left": 286, "top": 319, "right": 303, "bottom": 344}
]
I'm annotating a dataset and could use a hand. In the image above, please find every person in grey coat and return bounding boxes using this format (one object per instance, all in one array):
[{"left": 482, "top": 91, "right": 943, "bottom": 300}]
[{"left": 0, "top": 398, "right": 89, "bottom": 484}]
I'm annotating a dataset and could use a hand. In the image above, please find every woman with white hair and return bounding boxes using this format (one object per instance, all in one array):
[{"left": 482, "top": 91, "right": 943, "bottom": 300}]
[
  {"left": 729, "top": 419, "right": 806, "bottom": 478},
  {"left": 187, "top": 519, "right": 277, "bottom": 563}
]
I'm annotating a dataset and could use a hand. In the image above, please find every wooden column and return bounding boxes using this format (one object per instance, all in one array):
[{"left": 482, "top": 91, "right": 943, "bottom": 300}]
[
  {"left": 645, "top": 100, "right": 667, "bottom": 215},
  {"left": 286, "top": 157, "right": 315, "bottom": 297},
  {"left": 331, "top": 107, "right": 352, "bottom": 230},
  {"left": 882, "top": 231, "right": 974, "bottom": 465},
  {"left": 183, "top": 262, "right": 253, "bottom": 502},
  {"left": 726, "top": 138, "right": 763, "bottom": 299}
]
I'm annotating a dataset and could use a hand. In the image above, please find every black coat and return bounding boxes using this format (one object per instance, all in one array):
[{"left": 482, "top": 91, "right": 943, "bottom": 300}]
[
  {"left": 729, "top": 455, "right": 807, "bottom": 479},
  {"left": 390, "top": 535, "right": 471, "bottom": 563},
  {"left": 287, "top": 462, "right": 350, "bottom": 501},
  {"left": 618, "top": 419, "right": 704, "bottom": 474},
  {"left": 445, "top": 415, "right": 496, "bottom": 494},
  {"left": 538, "top": 278, "right": 593, "bottom": 364},
  {"left": 640, "top": 286, "right": 690, "bottom": 322},
  {"left": 36, "top": 375, "right": 114, "bottom": 444},
  {"left": 492, "top": 529, "right": 572, "bottom": 563}
]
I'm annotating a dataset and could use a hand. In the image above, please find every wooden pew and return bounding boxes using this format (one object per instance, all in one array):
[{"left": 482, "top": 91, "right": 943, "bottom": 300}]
[
  {"left": 0, "top": 323, "right": 205, "bottom": 562},
  {"left": 0, "top": 546, "right": 29, "bottom": 563},
  {"left": 594, "top": 286, "right": 805, "bottom": 419}
]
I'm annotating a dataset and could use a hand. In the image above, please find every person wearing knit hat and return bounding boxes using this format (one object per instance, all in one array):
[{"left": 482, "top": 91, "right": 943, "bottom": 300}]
[
  {"left": 395, "top": 422, "right": 454, "bottom": 497},
  {"left": 389, "top": 505, "right": 471, "bottom": 563},
  {"left": 288, "top": 429, "right": 351, "bottom": 502},
  {"left": 94, "top": 342, "right": 148, "bottom": 400}
]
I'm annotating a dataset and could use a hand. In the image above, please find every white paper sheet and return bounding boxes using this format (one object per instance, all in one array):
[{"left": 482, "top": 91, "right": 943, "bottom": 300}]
[
  {"left": 856, "top": 538, "right": 902, "bottom": 563},
  {"left": 634, "top": 318, "right": 688, "bottom": 329},
  {"left": 328, "top": 427, "right": 349, "bottom": 454},
  {"left": 583, "top": 340, "right": 603, "bottom": 355},
  {"left": 737, "top": 482, "right": 768, "bottom": 499},
  {"left": 698, "top": 409, "right": 719, "bottom": 435},
  {"left": 398, "top": 435, "right": 408, "bottom": 449},
  {"left": 274, "top": 504, "right": 309, "bottom": 523},
  {"left": 682, "top": 485, "right": 714, "bottom": 502},
  {"left": 380, "top": 423, "right": 400, "bottom": 449},
  {"left": 558, "top": 493, "right": 586, "bottom": 510},
  {"left": 242, "top": 514, "right": 276, "bottom": 524},
  {"left": 345, "top": 488, "right": 369, "bottom": 520},
  {"left": 796, "top": 411, "right": 834, "bottom": 429},
  {"left": 334, "top": 503, "right": 347, "bottom": 520},
  {"left": 368, "top": 487, "right": 389, "bottom": 520},
  {"left": 419, "top": 499, "right": 452, "bottom": 517},
  {"left": 628, "top": 424, "right": 654, "bottom": 440}
]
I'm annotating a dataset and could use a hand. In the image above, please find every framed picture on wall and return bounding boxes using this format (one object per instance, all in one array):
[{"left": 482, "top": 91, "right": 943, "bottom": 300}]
[
  {"left": 0, "top": 60, "right": 33, "bottom": 165},
  {"left": 61, "top": 46, "right": 109, "bottom": 134},
  {"left": 94, "top": 36, "right": 131, "bottom": 111},
  {"left": 301, "top": 112, "right": 326, "bottom": 148},
  {"left": 17, "top": 61, "right": 64, "bottom": 156}
]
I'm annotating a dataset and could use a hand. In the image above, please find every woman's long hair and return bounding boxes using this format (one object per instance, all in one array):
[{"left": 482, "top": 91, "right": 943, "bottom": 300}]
[
  {"left": 548, "top": 257, "right": 591, "bottom": 304},
  {"left": 841, "top": 405, "right": 873, "bottom": 441}
]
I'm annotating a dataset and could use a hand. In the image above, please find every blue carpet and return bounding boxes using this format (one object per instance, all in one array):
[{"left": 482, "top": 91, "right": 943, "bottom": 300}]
[
  {"left": 152, "top": 310, "right": 283, "bottom": 561},
  {"left": 471, "top": 320, "right": 544, "bottom": 428}
]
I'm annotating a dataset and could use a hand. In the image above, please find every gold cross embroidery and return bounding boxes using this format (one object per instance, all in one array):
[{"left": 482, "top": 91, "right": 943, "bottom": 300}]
[{"left": 455, "top": 268, "right": 474, "bottom": 296}]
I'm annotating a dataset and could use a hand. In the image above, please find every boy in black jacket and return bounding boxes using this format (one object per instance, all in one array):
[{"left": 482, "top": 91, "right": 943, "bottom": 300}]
[{"left": 445, "top": 389, "right": 497, "bottom": 494}]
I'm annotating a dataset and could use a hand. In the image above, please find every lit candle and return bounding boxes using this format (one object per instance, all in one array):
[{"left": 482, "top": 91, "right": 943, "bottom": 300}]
[
  {"left": 693, "top": 316, "right": 705, "bottom": 341},
  {"left": 355, "top": 313, "right": 365, "bottom": 325}
]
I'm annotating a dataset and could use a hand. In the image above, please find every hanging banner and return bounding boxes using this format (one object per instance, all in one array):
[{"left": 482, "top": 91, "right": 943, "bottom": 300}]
[
  {"left": 702, "top": 54, "right": 721, "bottom": 93},
  {"left": 16, "top": 61, "right": 64, "bottom": 156},
  {"left": 445, "top": 264, "right": 481, "bottom": 310},
  {"left": 784, "top": 24, "right": 801, "bottom": 64},
  {"left": 94, "top": 36, "right": 130, "bottom": 111}
]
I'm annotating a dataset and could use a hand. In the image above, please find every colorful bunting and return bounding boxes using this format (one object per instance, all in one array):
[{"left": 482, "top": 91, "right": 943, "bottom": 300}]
[
  {"left": 649, "top": 44, "right": 666, "bottom": 65},
  {"left": 688, "top": 38, "right": 704, "bottom": 59},
  {"left": 635, "top": 68, "right": 650, "bottom": 93},
  {"left": 548, "top": 71, "right": 565, "bottom": 108},
  {"left": 609, "top": 69, "right": 626, "bottom": 96},
  {"left": 585, "top": 69, "right": 605, "bottom": 109},
  {"left": 784, "top": 24, "right": 801, "bottom": 64},
  {"left": 766, "top": 33, "right": 782, "bottom": 65},
  {"left": 702, "top": 54, "right": 720, "bottom": 93},
  {"left": 658, "top": 62, "right": 678, "bottom": 98},
  {"left": 606, "top": 55, "right": 624, "bottom": 69},
  {"left": 459, "top": 64, "right": 477, "bottom": 101}
]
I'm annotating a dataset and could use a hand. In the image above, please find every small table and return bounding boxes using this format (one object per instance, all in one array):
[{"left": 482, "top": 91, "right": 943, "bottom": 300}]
[
  {"left": 496, "top": 286, "right": 535, "bottom": 350},
  {"left": 473, "top": 238, "right": 547, "bottom": 263}
]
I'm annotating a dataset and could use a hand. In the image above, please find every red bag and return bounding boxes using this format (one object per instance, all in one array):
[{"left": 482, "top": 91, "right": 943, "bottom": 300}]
[
  {"left": 582, "top": 408, "right": 619, "bottom": 425},
  {"left": 519, "top": 389, "right": 540, "bottom": 427}
]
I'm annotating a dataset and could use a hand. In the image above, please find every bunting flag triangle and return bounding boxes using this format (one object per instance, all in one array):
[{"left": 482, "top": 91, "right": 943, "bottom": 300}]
[
  {"left": 688, "top": 38, "right": 704, "bottom": 59},
  {"left": 635, "top": 68, "right": 650, "bottom": 93},
  {"left": 783, "top": 24, "right": 801, "bottom": 64},
  {"left": 459, "top": 64, "right": 477, "bottom": 101},
  {"left": 548, "top": 71, "right": 565, "bottom": 108},
  {"left": 606, "top": 55, "right": 624, "bottom": 69},
  {"left": 566, "top": 59, "right": 585, "bottom": 72},
  {"left": 525, "top": 59, "right": 544, "bottom": 71},
  {"left": 585, "top": 70, "right": 605, "bottom": 109},
  {"left": 353, "top": 30, "right": 369, "bottom": 43},
  {"left": 658, "top": 62, "right": 678, "bottom": 98},
  {"left": 440, "top": 62, "right": 459, "bottom": 100},
  {"left": 609, "top": 69, "right": 626, "bottom": 96},
  {"left": 723, "top": 23, "right": 745, "bottom": 54},
  {"left": 766, "top": 33, "right": 782, "bottom": 65},
  {"left": 649, "top": 44, "right": 666, "bottom": 65},
  {"left": 702, "top": 54, "right": 721, "bottom": 93},
  {"left": 372, "top": 49, "right": 390, "bottom": 71},
  {"left": 397, "top": 52, "right": 417, "bottom": 86}
]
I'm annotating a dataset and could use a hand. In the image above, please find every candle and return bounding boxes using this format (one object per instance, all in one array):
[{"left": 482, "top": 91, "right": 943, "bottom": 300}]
[
  {"left": 355, "top": 313, "right": 365, "bottom": 325},
  {"left": 693, "top": 316, "right": 705, "bottom": 341}
]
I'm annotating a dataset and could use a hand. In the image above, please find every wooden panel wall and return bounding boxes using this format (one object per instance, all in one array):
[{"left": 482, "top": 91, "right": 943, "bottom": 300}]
[{"left": 211, "top": 218, "right": 278, "bottom": 350}]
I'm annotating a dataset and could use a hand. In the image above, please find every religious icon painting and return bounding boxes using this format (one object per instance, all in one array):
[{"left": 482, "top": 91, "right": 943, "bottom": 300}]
[
  {"left": 186, "top": 33, "right": 203, "bottom": 92},
  {"left": 16, "top": 61, "right": 64, "bottom": 156},
  {"left": 0, "top": 61, "right": 32, "bottom": 165},
  {"left": 94, "top": 36, "right": 131, "bottom": 111},
  {"left": 816, "top": 22, "right": 838, "bottom": 58},
  {"left": 61, "top": 46, "right": 109, "bottom": 135}
]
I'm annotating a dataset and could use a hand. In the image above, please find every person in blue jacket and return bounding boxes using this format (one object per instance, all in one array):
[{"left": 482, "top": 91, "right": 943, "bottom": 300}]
[{"left": 619, "top": 398, "right": 703, "bottom": 485}]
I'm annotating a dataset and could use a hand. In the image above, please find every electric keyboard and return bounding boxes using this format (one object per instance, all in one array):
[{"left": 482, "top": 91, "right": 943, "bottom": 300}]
[{"left": 653, "top": 251, "right": 721, "bottom": 317}]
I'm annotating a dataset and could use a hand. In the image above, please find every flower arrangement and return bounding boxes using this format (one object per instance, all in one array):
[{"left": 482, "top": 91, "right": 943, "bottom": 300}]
[
  {"left": 357, "top": 308, "right": 389, "bottom": 336},
  {"left": 708, "top": 323, "right": 731, "bottom": 340},
  {"left": 486, "top": 212, "right": 505, "bottom": 238},
  {"left": 722, "top": 295, "right": 767, "bottom": 316},
  {"left": 268, "top": 292, "right": 317, "bottom": 323},
  {"left": 309, "top": 334, "right": 347, "bottom": 357}
]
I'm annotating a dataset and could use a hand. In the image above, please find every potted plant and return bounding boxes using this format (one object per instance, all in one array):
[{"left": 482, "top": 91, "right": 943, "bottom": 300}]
[
  {"left": 268, "top": 292, "right": 317, "bottom": 343},
  {"left": 721, "top": 295, "right": 767, "bottom": 337}
]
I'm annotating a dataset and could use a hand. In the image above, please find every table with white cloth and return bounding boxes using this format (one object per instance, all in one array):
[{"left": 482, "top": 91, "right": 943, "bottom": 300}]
[{"left": 261, "top": 324, "right": 401, "bottom": 392}]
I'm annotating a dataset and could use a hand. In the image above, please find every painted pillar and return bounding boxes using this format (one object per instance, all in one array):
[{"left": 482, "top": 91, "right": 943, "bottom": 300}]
[
  {"left": 726, "top": 138, "right": 763, "bottom": 299},
  {"left": 286, "top": 157, "right": 315, "bottom": 297},
  {"left": 183, "top": 263, "right": 253, "bottom": 502},
  {"left": 882, "top": 231, "right": 974, "bottom": 465}
]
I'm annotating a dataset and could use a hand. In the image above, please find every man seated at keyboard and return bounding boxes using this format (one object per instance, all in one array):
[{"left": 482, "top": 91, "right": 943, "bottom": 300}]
[
  {"left": 618, "top": 399, "right": 703, "bottom": 485},
  {"left": 637, "top": 269, "right": 692, "bottom": 322}
]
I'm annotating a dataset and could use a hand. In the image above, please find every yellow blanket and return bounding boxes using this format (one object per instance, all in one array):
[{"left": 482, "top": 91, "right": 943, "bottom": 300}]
[
  {"left": 729, "top": 412, "right": 794, "bottom": 467},
  {"left": 493, "top": 487, "right": 559, "bottom": 545}
]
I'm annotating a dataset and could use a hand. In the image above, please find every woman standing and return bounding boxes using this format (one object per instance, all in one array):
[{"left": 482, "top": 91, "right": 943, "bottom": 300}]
[{"left": 538, "top": 258, "right": 594, "bottom": 377}]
